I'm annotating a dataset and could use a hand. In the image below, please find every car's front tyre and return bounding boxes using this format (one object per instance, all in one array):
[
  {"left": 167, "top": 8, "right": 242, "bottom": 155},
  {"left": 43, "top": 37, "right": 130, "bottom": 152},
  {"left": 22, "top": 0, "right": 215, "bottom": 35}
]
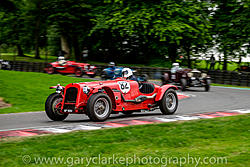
[
  {"left": 86, "top": 93, "right": 112, "bottom": 121},
  {"left": 45, "top": 93, "right": 68, "bottom": 121},
  {"left": 159, "top": 89, "right": 178, "bottom": 115}
]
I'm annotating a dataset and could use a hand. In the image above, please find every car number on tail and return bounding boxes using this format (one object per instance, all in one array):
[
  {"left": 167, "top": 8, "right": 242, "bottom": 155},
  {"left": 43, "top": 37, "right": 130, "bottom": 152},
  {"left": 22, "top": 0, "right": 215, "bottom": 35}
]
[{"left": 118, "top": 81, "right": 131, "bottom": 93}]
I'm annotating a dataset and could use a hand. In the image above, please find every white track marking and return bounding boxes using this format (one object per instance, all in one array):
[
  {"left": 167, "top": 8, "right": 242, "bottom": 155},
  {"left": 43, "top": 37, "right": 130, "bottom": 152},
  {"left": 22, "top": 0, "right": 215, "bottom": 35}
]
[
  {"left": 175, "top": 116, "right": 201, "bottom": 120},
  {"left": 232, "top": 109, "right": 250, "bottom": 114},
  {"left": 154, "top": 118, "right": 178, "bottom": 122}
]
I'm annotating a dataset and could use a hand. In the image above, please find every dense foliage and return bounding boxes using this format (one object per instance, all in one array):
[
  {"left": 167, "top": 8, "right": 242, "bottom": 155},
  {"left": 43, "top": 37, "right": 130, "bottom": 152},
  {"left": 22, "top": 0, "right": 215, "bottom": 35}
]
[{"left": 0, "top": 0, "right": 249, "bottom": 69}]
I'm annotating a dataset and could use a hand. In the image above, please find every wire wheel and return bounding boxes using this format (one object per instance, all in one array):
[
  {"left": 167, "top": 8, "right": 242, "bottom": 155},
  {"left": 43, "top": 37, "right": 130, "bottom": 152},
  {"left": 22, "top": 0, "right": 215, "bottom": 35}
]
[
  {"left": 86, "top": 93, "right": 112, "bottom": 121},
  {"left": 166, "top": 92, "right": 177, "bottom": 110},
  {"left": 52, "top": 97, "right": 63, "bottom": 115},
  {"left": 159, "top": 89, "right": 178, "bottom": 115},
  {"left": 94, "top": 98, "right": 110, "bottom": 118}
]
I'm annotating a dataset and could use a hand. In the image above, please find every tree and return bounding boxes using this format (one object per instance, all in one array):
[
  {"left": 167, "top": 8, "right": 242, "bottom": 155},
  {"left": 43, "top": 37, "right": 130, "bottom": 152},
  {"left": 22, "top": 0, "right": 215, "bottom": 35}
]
[
  {"left": 0, "top": 0, "right": 25, "bottom": 56},
  {"left": 211, "top": 0, "right": 250, "bottom": 70},
  {"left": 44, "top": 0, "right": 93, "bottom": 60},
  {"left": 91, "top": 0, "right": 212, "bottom": 65}
]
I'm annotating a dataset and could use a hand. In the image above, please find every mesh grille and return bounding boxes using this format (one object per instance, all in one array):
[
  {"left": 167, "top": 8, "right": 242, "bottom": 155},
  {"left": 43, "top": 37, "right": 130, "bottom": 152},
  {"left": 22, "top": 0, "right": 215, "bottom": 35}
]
[
  {"left": 65, "top": 87, "right": 78, "bottom": 103},
  {"left": 139, "top": 83, "right": 155, "bottom": 94}
]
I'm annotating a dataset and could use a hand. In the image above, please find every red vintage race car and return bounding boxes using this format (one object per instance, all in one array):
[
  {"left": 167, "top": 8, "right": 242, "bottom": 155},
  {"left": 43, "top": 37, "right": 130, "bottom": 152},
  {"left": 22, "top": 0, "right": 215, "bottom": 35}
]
[
  {"left": 45, "top": 78, "right": 178, "bottom": 121},
  {"left": 44, "top": 60, "right": 97, "bottom": 78}
]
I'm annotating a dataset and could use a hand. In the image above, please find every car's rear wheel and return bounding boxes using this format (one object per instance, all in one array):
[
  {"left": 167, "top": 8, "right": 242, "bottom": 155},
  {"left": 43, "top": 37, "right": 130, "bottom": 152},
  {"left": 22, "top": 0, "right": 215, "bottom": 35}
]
[
  {"left": 205, "top": 79, "right": 211, "bottom": 92},
  {"left": 101, "top": 71, "right": 108, "bottom": 80},
  {"left": 45, "top": 93, "right": 68, "bottom": 121},
  {"left": 46, "top": 65, "right": 55, "bottom": 74},
  {"left": 159, "top": 89, "right": 178, "bottom": 115},
  {"left": 86, "top": 93, "right": 112, "bottom": 121},
  {"left": 75, "top": 67, "right": 83, "bottom": 77},
  {"left": 87, "top": 74, "right": 96, "bottom": 78}
]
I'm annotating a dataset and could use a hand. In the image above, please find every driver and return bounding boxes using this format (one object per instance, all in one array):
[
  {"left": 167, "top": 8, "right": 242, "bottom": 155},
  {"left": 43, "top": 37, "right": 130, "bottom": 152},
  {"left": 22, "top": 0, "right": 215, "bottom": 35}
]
[
  {"left": 58, "top": 56, "right": 67, "bottom": 66},
  {"left": 122, "top": 68, "right": 137, "bottom": 81},
  {"left": 109, "top": 62, "right": 116, "bottom": 71},
  {"left": 171, "top": 63, "right": 181, "bottom": 73}
]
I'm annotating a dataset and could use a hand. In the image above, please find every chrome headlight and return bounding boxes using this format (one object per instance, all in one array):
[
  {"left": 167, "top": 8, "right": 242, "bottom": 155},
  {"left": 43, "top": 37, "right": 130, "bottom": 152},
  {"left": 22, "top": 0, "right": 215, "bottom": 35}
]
[
  {"left": 83, "top": 86, "right": 90, "bottom": 94},
  {"left": 201, "top": 73, "right": 207, "bottom": 78},
  {"left": 56, "top": 84, "right": 63, "bottom": 93},
  {"left": 187, "top": 72, "right": 193, "bottom": 78}
]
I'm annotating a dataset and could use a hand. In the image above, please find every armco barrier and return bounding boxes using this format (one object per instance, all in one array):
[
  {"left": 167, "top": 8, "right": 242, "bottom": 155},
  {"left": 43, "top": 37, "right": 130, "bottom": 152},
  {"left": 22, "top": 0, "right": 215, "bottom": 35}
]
[{"left": 3, "top": 60, "right": 250, "bottom": 86}]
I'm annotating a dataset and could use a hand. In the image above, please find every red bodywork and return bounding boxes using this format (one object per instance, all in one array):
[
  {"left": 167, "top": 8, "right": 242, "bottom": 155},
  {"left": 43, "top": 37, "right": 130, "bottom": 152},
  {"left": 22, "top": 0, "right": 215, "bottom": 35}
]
[
  {"left": 44, "top": 61, "right": 96, "bottom": 76},
  {"left": 53, "top": 78, "right": 177, "bottom": 114}
]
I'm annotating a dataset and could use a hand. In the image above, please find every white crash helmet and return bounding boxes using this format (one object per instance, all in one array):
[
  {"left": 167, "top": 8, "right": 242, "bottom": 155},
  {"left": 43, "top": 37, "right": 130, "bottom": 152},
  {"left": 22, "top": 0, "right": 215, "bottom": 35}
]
[
  {"left": 122, "top": 68, "right": 133, "bottom": 78},
  {"left": 58, "top": 56, "right": 65, "bottom": 61},
  {"left": 172, "top": 63, "right": 179, "bottom": 67},
  {"left": 109, "top": 62, "right": 115, "bottom": 67}
]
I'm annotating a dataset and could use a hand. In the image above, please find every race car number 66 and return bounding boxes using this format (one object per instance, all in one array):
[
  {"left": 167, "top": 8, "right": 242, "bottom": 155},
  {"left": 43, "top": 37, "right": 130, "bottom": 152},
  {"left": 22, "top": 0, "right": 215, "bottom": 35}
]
[{"left": 118, "top": 81, "right": 131, "bottom": 93}]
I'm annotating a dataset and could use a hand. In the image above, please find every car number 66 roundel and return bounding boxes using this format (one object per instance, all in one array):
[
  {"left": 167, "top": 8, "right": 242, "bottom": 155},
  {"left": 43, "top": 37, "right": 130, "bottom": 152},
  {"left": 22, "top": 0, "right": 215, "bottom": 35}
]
[{"left": 118, "top": 81, "right": 131, "bottom": 93}]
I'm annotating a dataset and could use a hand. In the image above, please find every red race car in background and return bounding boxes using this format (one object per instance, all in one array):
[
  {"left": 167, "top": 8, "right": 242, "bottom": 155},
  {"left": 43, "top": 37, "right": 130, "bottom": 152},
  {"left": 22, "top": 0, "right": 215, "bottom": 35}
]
[
  {"left": 45, "top": 68, "right": 178, "bottom": 121},
  {"left": 44, "top": 57, "right": 97, "bottom": 78}
]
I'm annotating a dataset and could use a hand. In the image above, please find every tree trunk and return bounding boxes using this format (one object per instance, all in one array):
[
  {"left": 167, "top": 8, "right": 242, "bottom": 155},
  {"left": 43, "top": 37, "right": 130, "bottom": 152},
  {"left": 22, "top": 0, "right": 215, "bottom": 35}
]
[
  {"left": 34, "top": 1, "right": 41, "bottom": 59},
  {"left": 16, "top": 44, "right": 24, "bottom": 57},
  {"left": 60, "top": 34, "right": 70, "bottom": 59},
  {"left": 72, "top": 35, "right": 81, "bottom": 61},
  {"left": 223, "top": 50, "right": 227, "bottom": 71},
  {"left": 168, "top": 43, "right": 177, "bottom": 63},
  {"left": 185, "top": 46, "right": 191, "bottom": 68},
  {"left": 238, "top": 55, "right": 242, "bottom": 68}
]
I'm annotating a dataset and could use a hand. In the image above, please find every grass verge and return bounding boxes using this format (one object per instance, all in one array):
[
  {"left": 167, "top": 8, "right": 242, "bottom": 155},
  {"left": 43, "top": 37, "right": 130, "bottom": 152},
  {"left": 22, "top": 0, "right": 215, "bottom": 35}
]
[
  {"left": 0, "top": 115, "right": 249, "bottom": 166},
  {"left": 211, "top": 83, "right": 250, "bottom": 89},
  {"left": 0, "top": 70, "right": 93, "bottom": 114},
  {"left": 1, "top": 53, "right": 57, "bottom": 62},
  {"left": 3, "top": 53, "right": 247, "bottom": 71}
]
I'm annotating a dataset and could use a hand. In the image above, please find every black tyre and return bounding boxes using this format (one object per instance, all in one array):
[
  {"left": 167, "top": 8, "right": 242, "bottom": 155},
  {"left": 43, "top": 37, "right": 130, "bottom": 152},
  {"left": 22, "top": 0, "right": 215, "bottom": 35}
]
[
  {"left": 87, "top": 74, "right": 96, "bottom": 78},
  {"left": 159, "top": 89, "right": 178, "bottom": 115},
  {"left": 75, "top": 67, "right": 83, "bottom": 77},
  {"left": 45, "top": 93, "right": 68, "bottom": 121},
  {"left": 205, "top": 79, "right": 211, "bottom": 92},
  {"left": 141, "top": 74, "right": 148, "bottom": 82},
  {"left": 180, "top": 78, "right": 187, "bottom": 91},
  {"left": 100, "top": 71, "right": 108, "bottom": 80},
  {"left": 86, "top": 93, "right": 112, "bottom": 121},
  {"left": 46, "top": 65, "right": 55, "bottom": 74},
  {"left": 161, "top": 74, "right": 169, "bottom": 85}
]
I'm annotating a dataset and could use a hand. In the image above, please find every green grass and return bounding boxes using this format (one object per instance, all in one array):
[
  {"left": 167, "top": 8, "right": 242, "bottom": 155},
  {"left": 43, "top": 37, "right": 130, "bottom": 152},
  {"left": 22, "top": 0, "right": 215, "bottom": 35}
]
[
  {"left": 2, "top": 52, "right": 247, "bottom": 71},
  {"left": 211, "top": 83, "right": 250, "bottom": 88},
  {"left": 196, "top": 60, "right": 241, "bottom": 71},
  {"left": 0, "top": 115, "right": 249, "bottom": 166},
  {"left": 0, "top": 70, "right": 93, "bottom": 114},
  {"left": 0, "top": 53, "right": 57, "bottom": 62}
]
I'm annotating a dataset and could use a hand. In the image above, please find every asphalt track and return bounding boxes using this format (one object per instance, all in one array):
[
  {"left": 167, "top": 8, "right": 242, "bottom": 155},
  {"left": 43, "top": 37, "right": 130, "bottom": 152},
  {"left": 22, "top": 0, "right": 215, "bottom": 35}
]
[{"left": 0, "top": 86, "right": 249, "bottom": 131}]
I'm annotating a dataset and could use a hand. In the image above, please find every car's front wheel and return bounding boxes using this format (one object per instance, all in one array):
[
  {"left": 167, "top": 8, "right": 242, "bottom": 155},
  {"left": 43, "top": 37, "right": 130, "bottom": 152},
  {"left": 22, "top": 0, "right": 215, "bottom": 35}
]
[
  {"left": 45, "top": 93, "right": 68, "bottom": 121},
  {"left": 75, "top": 67, "right": 83, "bottom": 77},
  {"left": 159, "top": 89, "right": 178, "bottom": 115},
  {"left": 86, "top": 93, "right": 112, "bottom": 121}
]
